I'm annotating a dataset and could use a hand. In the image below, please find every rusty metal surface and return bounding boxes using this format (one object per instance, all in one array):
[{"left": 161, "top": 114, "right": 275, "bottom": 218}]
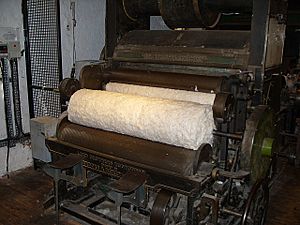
[
  {"left": 49, "top": 154, "right": 84, "bottom": 170},
  {"left": 56, "top": 118, "right": 202, "bottom": 176},
  {"left": 109, "top": 171, "right": 147, "bottom": 193},
  {"left": 106, "top": 68, "right": 230, "bottom": 93},
  {"left": 79, "top": 63, "right": 106, "bottom": 90},
  {"left": 212, "top": 130, "right": 243, "bottom": 140},
  {"left": 46, "top": 138, "right": 209, "bottom": 195},
  {"left": 80, "top": 66, "right": 233, "bottom": 93},
  {"left": 113, "top": 30, "right": 250, "bottom": 69},
  {"left": 118, "top": 62, "right": 241, "bottom": 77}
]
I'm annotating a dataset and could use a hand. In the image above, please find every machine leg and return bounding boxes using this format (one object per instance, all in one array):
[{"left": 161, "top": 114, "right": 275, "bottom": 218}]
[
  {"left": 43, "top": 154, "right": 86, "bottom": 225},
  {"left": 115, "top": 193, "right": 122, "bottom": 225},
  {"left": 117, "top": 205, "right": 121, "bottom": 225},
  {"left": 55, "top": 178, "right": 60, "bottom": 225}
]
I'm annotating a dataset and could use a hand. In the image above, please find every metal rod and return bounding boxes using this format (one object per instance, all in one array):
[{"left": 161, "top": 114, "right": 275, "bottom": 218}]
[
  {"left": 221, "top": 208, "right": 243, "bottom": 217},
  {"left": 0, "top": 133, "right": 30, "bottom": 148},
  {"left": 213, "top": 130, "right": 243, "bottom": 140},
  {"left": 280, "top": 132, "right": 298, "bottom": 138},
  {"left": 55, "top": 0, "right": 64, "bottom": 114},
  {"left": 21, "top": 0, "right": 35, "bottom": 118},
  {"left": 274, "top": 152, "right": 296, "bottom": 160},
  {"left": 55, "top": 179, "right": 60, "bottom": 225},
  {"left": 31, "top": 85, "right": 59, "bottom": 92}
]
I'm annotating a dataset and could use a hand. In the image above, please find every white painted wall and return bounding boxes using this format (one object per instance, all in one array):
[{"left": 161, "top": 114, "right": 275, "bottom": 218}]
[
  {"left": 60, "top": 0, "right": 106, "bottom": 78},
  {"left": 0, "top": 0, "right": 32, "bottom": 176},
  {"left": 0, "top": 0, "right": 106, "bottom": 176}
]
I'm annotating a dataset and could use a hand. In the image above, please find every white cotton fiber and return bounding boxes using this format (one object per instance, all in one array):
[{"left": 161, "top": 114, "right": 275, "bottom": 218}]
[
  {"left": 105, "top": 82, "right": 216, "bottom": 105},
  {"left": 68, "top": 89, "right": 215, "bottom": 150}
]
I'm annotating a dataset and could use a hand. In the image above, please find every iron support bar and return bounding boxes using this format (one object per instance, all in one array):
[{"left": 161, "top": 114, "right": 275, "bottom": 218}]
[{"left": 213, "top": 130, "right": 243, "bottom": 140}]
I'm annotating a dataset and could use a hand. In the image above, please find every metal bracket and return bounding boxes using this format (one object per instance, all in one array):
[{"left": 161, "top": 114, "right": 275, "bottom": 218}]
[
  {"left": 43, "top": 154, "right": 87, "bottom": 225},
  {"left": 212, "top": 168, "right": 250, "bottom": 180},
  {"left": 200, "top": 193, "right": 219, "bottom": 225},
  {"left": 106, "top": 171, "right": 148, "bottom": 225}
]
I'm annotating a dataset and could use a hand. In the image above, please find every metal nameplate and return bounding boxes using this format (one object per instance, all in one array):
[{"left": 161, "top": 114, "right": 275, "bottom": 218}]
[{"left": 75, "top": 150, "right": 144, "bottom": 178}]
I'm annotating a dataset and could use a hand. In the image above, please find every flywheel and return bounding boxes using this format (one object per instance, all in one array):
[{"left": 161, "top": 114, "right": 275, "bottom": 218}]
[{"left": 240, "top": 105, "right": 277, "bottom": 183}]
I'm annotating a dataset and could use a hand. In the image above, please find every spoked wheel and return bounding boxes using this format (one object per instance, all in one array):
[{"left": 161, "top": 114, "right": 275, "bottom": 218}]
[
  {"left": 241, "top": 179, "right": 269, "bottom": 225},
  {"left": 150, "top": 189, "right": 178, "bottom": 225}
]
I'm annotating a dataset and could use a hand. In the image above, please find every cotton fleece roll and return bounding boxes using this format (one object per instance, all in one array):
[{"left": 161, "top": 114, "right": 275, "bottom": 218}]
[
  {"left": 106, "top": 82, "right": 216, "bottom": 105},
  {"left": 68, "top": 89, "right": 215, "bottom": 150}
]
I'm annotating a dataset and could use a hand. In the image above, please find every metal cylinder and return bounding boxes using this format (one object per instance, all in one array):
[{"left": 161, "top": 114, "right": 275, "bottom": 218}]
[
  {"left": 121, "top": 0, "right": 253, "bottom": 28},
  {"left": 79, "top": 67, "right": 231, "bottom": 93},
  {"left": 159, "top": 0, "right": 220, "bottom": 28},
  {"left": 56, "top": 117, "right": 203, "bottom": 176},
  {"left": 122, "top": 0, "right": 160, "bottom": 21}
]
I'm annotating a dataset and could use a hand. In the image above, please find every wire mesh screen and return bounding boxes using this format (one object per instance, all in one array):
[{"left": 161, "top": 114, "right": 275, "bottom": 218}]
[
  {"left": 27, "top": 0, "right": 62, "bottom": 117},
  {"left": 32, "top": 89, "right": 61, "bottom": 117}
]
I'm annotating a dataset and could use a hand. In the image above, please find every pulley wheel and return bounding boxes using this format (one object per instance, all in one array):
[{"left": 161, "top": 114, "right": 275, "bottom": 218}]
[
  {"left": 59, "top": 78, "right": 80, "bottom": 100},
  {"left": 150, "top": 189, "right": 176, "bottom": 225},
  {"left": 241, "top": 179, "right": 269, "bottom": 225}
]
